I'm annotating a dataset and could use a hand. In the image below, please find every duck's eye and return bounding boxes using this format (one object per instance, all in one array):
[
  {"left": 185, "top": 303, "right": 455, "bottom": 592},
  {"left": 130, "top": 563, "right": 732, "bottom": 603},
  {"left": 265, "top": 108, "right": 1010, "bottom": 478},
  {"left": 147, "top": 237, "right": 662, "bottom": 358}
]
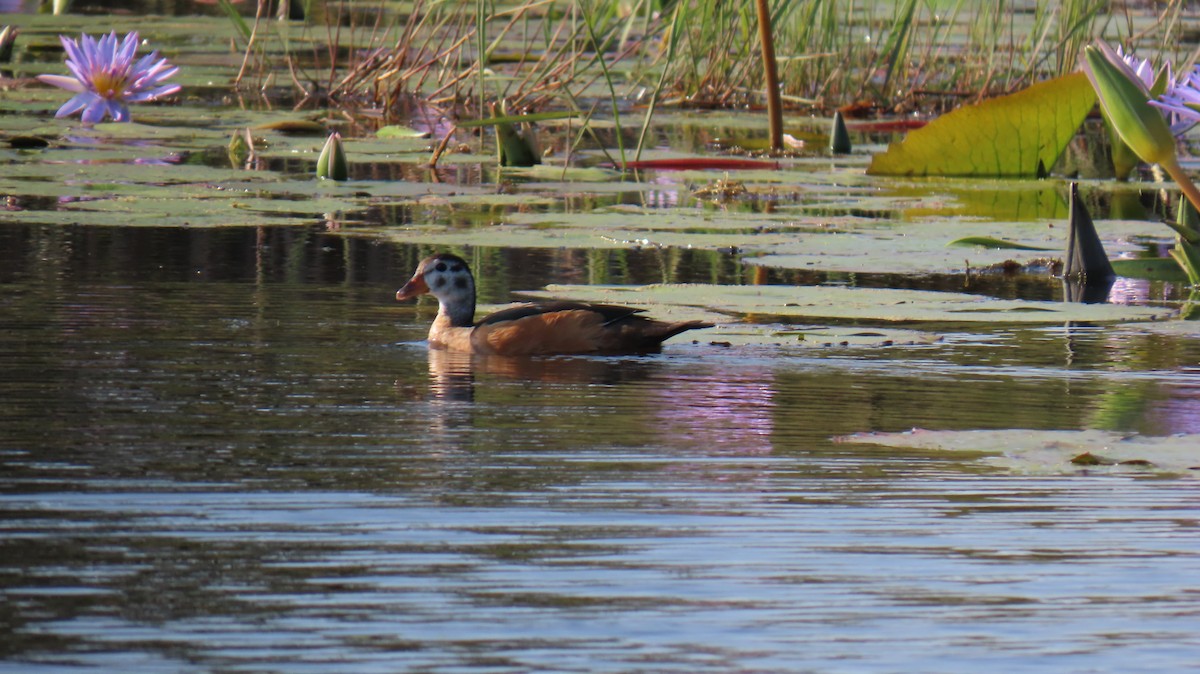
[{"left": 434, "top": 262, "right": 447, "bottom": 272}]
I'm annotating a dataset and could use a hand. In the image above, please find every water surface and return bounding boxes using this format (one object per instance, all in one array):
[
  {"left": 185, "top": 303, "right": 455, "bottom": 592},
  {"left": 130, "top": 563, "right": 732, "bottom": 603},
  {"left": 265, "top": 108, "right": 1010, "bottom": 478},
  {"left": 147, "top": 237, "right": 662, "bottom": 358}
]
[{"left": 3, "top": 224, "right": 1200, "bottom": 673}]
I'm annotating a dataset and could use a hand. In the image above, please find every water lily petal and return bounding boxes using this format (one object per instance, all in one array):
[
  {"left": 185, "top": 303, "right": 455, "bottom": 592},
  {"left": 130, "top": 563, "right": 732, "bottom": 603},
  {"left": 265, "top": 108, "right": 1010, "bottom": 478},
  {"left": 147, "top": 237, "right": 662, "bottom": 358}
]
[
  {"left": 116, "top": 32, "right": 139, "bottom": 65},
  {"left": 55, "top": 91, "right": 97, "bottom": 118},
  {"left": 107, "top": 100, "right": 131, "bottom": 122},
  {"left": 36, "top": 74, "right": 86, "bottom": 93},
  {"left": 79, "top": 98, "right": 109, "bottom": 124},
  {"left": 1153, "top": 65, "right": 1200, "bottom": 132},
  {"left": 59, "top": 33, "right": 84, "bottom": 66},
  {"left": 124, "top": 83, "right": 181, "bottom": 103}
]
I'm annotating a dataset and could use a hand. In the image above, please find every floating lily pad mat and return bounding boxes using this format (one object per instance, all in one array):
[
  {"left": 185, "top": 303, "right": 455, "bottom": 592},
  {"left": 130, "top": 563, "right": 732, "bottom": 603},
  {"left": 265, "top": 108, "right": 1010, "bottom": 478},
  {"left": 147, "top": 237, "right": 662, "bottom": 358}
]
[
  {"left": 519, "top": 283, "right": 1172, "bottom": 324},
  {"left": 362, "top": 197, "right": 1171, "bottom": 275},
  {"left": 702, "top": 324, "right": 941, "bottom": 347},
  {"left": 745, "top": 216, "right": 1168, "bottom": 275},
  {"left": 838, "top": 429, "right": 1200, "bottom": 477},
  {"left": 362, "top": 223, "right": 797, "bottom": 251}
]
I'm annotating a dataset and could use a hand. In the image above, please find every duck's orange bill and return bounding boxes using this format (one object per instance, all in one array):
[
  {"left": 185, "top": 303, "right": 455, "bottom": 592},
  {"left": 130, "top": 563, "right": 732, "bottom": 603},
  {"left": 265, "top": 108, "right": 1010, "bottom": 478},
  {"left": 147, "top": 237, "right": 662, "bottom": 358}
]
[{"left": 396, "top": 274, "right": 429, "bottom": 301}]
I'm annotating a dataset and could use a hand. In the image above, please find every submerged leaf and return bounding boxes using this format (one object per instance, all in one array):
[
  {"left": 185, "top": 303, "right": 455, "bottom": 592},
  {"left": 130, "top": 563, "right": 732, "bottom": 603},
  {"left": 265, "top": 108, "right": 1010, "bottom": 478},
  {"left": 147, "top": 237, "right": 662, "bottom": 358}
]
[
  {"left": 867, "top": 72, "right": 1096, "bottom": 177},
  {"left": 946, "top": 236, "right": 1052, "bottom": 251}
]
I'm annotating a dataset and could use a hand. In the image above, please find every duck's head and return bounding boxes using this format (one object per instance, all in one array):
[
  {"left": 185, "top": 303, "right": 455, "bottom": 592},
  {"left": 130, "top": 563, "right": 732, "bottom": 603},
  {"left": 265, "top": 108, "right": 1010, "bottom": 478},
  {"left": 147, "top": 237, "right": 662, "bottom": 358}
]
[{"left": 396, "top": 253, "right": 476, "bottom": 326}]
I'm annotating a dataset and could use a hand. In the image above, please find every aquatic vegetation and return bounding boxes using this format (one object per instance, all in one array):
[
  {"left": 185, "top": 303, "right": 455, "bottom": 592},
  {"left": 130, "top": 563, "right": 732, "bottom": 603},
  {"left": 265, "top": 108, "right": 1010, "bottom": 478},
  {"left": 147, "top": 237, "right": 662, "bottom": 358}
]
[
  {"left": 1084, "top": 40, "right": 1200, "bottom": 285},
  {"left": 521, "top": 282, "right": 1169, "bottom": 325},
  {"left": 316, "top": 132, "right": 348, "bottom": 181},
  {"left": 829, "top": 111, "right": 851, "bottom": 154},
  {"left": 36, "top": 31, "right": 180, "bottom": 124},
  {"left": 0, "top": 25, "right": 16, "bottom": 63},
  {"left": 841, "top": 429, "right": 1200, "bottom": 477},
  {"left": 866, "top": 73, "right": 1095, "bottom": 177},
  {"left": 1082, "top": 42, "right": 1176, "bottom": 168},
  {"left": 1153, "top": 63, "right": 1200, "bottom": 133}
]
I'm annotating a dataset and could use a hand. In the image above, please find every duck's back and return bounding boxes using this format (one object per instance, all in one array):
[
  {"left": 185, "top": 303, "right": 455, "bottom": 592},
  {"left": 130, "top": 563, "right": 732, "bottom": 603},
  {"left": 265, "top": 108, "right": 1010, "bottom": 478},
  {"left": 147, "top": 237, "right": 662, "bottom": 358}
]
[{"left": 469, "top": 302, "right": 709, "bottom": 356}]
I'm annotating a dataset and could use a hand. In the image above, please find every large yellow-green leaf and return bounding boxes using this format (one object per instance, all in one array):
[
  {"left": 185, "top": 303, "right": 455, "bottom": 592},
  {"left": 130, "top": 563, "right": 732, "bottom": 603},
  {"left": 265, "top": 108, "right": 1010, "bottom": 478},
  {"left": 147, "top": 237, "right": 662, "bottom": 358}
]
[{"left": 867, "top": 73, "right": 1096, "bottom": 177}]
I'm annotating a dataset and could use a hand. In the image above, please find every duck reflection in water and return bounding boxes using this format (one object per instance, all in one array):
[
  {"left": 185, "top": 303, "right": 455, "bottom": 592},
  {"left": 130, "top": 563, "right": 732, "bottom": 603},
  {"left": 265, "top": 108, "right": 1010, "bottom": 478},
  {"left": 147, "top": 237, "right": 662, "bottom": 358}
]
[{"left": 424, "top": 348, "right": 667, "bottom": 403}]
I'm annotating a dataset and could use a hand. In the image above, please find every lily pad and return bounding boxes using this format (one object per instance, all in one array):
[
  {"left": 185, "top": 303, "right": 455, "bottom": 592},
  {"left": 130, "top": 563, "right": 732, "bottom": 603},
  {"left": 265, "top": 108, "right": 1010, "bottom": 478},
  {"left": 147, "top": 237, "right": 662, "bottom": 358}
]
[
  {"left": 1110, "top": 258, "right": 1191, "bottom": 282},
  {"left": 837, "top": 429, "right": 1200, "bottom": 477},
  {"left": 377, "top": 125, "right": 429, "bottom": 139},
  {"left": 947, "top": 236, "right": 1053, "bottom": 251},
  {"left": 519, "top": 283, "right": 1173, "bottom": 324},
  {"left": 745, "top": 216, "right": 1166, "bottom": 275},
  {"left": 867, "top": 72, "right": 1096, "bottom": 177},
  {"left": 702, "top": 324, "right": 941, "bottom": 347},
  {"left": 254, "top": 119, "right": 329, "bottom": 135}
]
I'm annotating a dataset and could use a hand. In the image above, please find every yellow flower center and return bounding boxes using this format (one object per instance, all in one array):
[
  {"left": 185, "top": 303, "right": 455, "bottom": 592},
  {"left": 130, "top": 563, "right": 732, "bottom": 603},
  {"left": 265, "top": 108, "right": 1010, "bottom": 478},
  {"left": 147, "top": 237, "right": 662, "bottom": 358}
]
[{"left": 90, "top": 70, "right": 126, "bottom": 99}]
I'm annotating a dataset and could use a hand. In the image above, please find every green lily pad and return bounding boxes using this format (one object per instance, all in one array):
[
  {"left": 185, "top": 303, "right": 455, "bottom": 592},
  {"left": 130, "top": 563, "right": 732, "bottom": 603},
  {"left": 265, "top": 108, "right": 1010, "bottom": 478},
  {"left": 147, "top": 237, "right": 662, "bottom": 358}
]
[
  {"left": 254, "top": 119, "right": 329, "bottom": 135},
  {"left": 867, "top": 72, "right": 1096, "bottom": 177},
  {"left": 837, "top": 429, "right": 1200, "bottom": 477},
  {"left": 702, "top": 324, "right": 941, "bottom": 347},
  {"left": 519, "top": 283, "right": 1173, "bottom": 324},
  {"left": 377, "top": 125, "right": 429, "bottom": 139},
  {"left": 947, "top": 236, "right": 1054, "bottom": 251},
  {"left": 746, "top": 216, "right": 1165, "bottom": 275},
  {"left": 1110, "top": 258, "right": 1190, "bottom": 282}
]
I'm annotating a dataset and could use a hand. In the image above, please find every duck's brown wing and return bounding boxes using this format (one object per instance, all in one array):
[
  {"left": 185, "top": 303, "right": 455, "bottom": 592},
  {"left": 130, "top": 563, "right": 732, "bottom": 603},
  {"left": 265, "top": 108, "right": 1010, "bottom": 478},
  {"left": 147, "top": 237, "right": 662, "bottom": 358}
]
[
  {"left": 471, "top": 302, "right": 710, "bottom": 356},
  {"left": 476, "top": 301, "right": 643, "bottom": 327}
]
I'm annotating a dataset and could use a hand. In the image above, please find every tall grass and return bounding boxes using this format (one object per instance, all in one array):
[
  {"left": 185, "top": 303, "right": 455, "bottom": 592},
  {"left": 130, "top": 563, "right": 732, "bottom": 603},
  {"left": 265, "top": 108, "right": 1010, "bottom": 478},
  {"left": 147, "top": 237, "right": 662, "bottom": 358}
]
[
  {"left": 655, "top": 0, "right": 1114, "bottom": 112},
  {"left": 224, "top": 0, "right": 1198, "bottom": 118}
]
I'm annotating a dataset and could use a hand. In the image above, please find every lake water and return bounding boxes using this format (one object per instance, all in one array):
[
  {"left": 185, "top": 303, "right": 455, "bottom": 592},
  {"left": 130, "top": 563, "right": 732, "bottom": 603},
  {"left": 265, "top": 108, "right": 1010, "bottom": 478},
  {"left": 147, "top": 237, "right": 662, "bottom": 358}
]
[{"left": 3, "top": 223, "right": 1200, "bottom": 672}]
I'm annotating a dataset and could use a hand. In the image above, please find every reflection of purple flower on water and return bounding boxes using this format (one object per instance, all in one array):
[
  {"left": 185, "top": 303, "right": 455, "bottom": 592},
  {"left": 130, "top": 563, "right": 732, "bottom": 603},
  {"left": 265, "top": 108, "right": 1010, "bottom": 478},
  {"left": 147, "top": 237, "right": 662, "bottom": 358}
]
[
  {"left": 652, "top": 368, "right": 776, "bottom": 458},
  {"left": 36, "top": 31, "right": 180, "bottom": 124}
]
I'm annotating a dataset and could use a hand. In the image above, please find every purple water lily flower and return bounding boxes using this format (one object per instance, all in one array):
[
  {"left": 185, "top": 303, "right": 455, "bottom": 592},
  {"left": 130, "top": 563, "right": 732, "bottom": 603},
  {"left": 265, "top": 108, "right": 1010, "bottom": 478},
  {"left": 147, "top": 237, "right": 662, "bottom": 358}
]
[
  {"left": 1153, "top": 65, "right": 1200, "bottom": 135},
  {"left": 1115, "top": 44, "right": 1157, "bottom": 91},
  {"left": 36, "top": 31, "right": 180, "bottom": 124}
]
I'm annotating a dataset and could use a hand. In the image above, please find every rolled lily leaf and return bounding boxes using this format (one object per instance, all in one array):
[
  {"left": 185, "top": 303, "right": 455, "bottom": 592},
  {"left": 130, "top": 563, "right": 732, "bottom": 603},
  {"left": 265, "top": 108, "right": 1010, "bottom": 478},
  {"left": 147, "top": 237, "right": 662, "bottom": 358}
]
[
  {"left": 1063, "top": 182, "right": 1114, "bottom": 282},
  {"left": 1082, "top": 42, "right": 1177, "bottom": 167},
  {"left": 830, "top": 111, "right": 852, "bottom": 154},
  {"left": 316, "top": 132, "right": 348, "bottom": 181}
]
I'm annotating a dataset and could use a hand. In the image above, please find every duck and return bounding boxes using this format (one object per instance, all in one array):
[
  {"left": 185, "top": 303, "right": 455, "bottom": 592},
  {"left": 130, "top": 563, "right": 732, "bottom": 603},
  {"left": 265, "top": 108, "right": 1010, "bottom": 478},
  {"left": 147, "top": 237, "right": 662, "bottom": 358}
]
[{"left": 396, "top": 253, "right": 713, "bottom": 356}]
